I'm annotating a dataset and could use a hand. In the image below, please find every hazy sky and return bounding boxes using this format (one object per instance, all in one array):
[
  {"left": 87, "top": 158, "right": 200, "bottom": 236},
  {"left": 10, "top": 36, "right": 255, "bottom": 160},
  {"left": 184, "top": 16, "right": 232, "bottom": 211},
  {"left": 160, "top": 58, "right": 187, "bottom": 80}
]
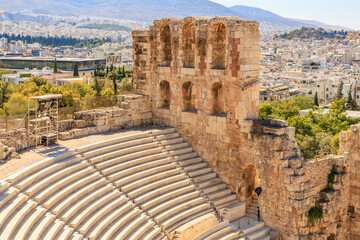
[{"left": 211, "top": 0, "right": 360, "bottom": 30}]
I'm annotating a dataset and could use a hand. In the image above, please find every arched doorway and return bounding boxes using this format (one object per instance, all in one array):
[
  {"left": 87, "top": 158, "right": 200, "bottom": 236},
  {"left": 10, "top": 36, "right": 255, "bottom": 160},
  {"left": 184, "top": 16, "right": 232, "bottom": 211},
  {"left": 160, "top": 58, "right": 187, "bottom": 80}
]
[
  {"left": 242, "top": 164, "right": 260, "bottom": 199},
  {"left": 159, "top": 80, "right": 171, "bottom": 108},
  {"left": 212, "top": 82, "right": 226, "bottom": 115},
  {"left": 182, "top": 81, "right": 197, "bottom": 111}
]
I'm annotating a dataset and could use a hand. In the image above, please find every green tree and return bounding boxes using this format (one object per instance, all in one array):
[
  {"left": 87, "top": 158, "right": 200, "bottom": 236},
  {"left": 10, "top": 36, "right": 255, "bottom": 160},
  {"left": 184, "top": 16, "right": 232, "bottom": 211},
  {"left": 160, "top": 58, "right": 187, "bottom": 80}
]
[
  {"left": 29, "top": 76, "right": 47, "bottom": 87},
  {"left": 335, "top": 81, "right": 344, "bottom": 100},
  {"left": 73, "top": 63, "right": 79, "bottom": 77},
  {"left": 0, "top": 80, "right": 14, "bottom": 109},
  {"left": 93, "top": 77, "right": 102, "bottom": 96},
  {"left": 314, "top": 92, "right": 319, "bottom": 107},
  {"left": 259, "top": 101, "right": 273, "bottom": 118},
  {"left": 40, "top": 83, "right": 54, "bottom": 94},
  {"left": 4, "top": 93, "right": 28, "bottom": 115},
  {"left": 108, "top": 70, "right": 118, "bottom": 95},
  {"left": 347, "top": 84, "right": 354, "bottom": 110},
  {"left": 53, "top": 58, "right": 58, "bottom": 73},
  {"left": 353, "top": 87, "right": 358, "bottom": 110},
  {"left": 260, "top": 97, "right": 360, "bottom": 160}
]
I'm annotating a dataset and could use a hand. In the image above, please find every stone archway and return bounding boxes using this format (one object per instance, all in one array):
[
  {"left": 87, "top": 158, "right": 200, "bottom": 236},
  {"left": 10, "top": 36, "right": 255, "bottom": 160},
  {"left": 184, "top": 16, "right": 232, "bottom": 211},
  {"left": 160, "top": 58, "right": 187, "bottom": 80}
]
[
  {"left": 241, "top": 164, "right": 260, "bottom": 201},
  {"left": 159, "top": 80, "right": 171, "bottom": 108},
  {"left": 159, "top": 24, "right": 172, "bottom": 66},
  {"left": 211, "top": 82, "right": 225, "bottom": 115},
  {"left": 182, "top": 22, "right": 196, "bottom": 68},
  {"left": 211, "top": 22, "right": 226, "bottom": 69},
  {"left": 182, "top": 81, "right": 197, "bottom": 111}
]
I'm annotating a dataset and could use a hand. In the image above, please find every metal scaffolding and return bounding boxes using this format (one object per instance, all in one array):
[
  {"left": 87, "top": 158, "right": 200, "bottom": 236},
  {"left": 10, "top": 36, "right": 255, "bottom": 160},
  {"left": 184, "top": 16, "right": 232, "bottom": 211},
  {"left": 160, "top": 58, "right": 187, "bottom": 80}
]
[{"left": 28, "top": 94, "right": 62, "bottom": 147}]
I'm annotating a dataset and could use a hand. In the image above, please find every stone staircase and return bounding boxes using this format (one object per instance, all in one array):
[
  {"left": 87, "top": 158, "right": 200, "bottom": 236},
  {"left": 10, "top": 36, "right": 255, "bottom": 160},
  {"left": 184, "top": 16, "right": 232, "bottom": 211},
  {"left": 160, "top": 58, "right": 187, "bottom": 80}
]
[
  {"left": 246, "top": 196, "right": 259, "bottom": 220},
  {"left": 0, "top": 127, "right": 271, "bottom": 239}
]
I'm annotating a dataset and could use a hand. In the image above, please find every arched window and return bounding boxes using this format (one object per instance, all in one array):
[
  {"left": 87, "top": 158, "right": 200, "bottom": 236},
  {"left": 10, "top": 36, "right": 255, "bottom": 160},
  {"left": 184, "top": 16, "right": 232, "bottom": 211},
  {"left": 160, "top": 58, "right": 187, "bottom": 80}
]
[
  {"left": 211, "top": 23, "right": 226, "bottom": 69},
  {"left": 159, "top": 80, "right": 171, "bottom": 108},
  {"left": 182, "top": 22, "right": 196, "bottom": 68},
  {"left": 212, "top": 82, "right": 226, "bottom": 115},
  {"left": 182, "top": 81, "right": 197, "bottom": 111},
  {"left": 160, "top": 24, "right": 172, "bottom": 66}
]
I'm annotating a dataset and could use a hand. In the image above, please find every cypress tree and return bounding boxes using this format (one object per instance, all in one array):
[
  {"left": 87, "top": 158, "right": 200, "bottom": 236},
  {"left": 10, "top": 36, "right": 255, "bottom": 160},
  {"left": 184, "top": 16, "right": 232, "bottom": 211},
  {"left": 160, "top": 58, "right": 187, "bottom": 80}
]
[
  {"left": 94, "top": 77, "right": 101, "bottom": 96},
  {"left": 347, "top": 84, "right": 358, "bottom": 110},
  {"left": 353, "top": 86, "right": 358, "bottom": 110},
  {"left": 347, "top": 84, "right": 353, "bottom": 109},
  {"left": 314, "top": 92, "right": 319, "bottom": 107},
  {"left": 122, "top": 65, "right": 125, "bottom": 76},
  {"left": 53, "top": 58, "right": 58, "bottom": 73},
  {"left": 109, "top": 70, "right": 117, "bottom": 95},
  {"left": 113, "top": 78, "right": 117, "bottom": 95},
  {"left": 73, "top": 63, "right": 79, "bottom": 77},
  {"left": 335, "top": 81, "right": 344, "bottom": 100}
]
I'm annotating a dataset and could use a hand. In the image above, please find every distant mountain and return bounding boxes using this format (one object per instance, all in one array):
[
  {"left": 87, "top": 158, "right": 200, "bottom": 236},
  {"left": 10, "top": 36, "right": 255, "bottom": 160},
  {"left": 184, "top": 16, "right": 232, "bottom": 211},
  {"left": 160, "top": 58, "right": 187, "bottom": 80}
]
[
  {"left": 0, "top": 10, "right": 48, "bottom": 22},
  {"left": 229, "top": 5, "right": 351, "bottom": 31},
  {"left": 229, "top": 5, "right": 310, "bottom": 29},
  {"left": 229, "top": 5, "right": 284, "bottom": 20},
  {"left": 0, "top": 0, "right": 351, "bottom": 31},
  {"left": 289, "top": 18, "right": 353, "bottom": 31},
  {"left": 0, "top": 0, "right": 238, "bottom": 21}
]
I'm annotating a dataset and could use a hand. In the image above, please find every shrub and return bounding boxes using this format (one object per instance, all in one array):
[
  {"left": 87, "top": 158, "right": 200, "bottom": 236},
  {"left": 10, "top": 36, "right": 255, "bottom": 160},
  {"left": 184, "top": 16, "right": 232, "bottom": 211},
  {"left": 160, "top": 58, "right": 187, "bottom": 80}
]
[
  {"left": 306, "top": 206, "right": 323, "bottom": 226},
  {"left": 5, "top": 93, "right": 28, "bottom": 115}
]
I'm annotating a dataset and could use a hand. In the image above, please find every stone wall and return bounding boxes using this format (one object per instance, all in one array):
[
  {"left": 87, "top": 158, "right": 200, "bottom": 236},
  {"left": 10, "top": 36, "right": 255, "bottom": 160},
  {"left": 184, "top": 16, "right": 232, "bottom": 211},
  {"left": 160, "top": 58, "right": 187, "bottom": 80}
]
[
  {"left": 299, "top": 156, "right": 350, "bottom": 239},
  {"left": 132, "top": 17, "right": 355, "bottom": 239},
  {"left": 249, "top": 120, "right": 350, "bottom": 239},
  {"left": 58, "top": 95, "right": 152, "bottom": 140},
  {"left": 0, "top": 128, "right": 30, "bottom": 152},
  {"left": 340, "top": 124, "right": 360, "bottom": 239},
  {"left": 0, "top": 94, "right": 152, "bottom": 151}
]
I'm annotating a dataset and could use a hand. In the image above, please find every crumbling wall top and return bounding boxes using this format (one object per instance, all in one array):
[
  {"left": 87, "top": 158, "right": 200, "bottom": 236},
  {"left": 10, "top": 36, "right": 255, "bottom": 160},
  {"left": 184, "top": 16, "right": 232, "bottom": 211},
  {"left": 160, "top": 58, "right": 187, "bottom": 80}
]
[{"left": 151, "top": 16, "right": 259, "bottom": 29}]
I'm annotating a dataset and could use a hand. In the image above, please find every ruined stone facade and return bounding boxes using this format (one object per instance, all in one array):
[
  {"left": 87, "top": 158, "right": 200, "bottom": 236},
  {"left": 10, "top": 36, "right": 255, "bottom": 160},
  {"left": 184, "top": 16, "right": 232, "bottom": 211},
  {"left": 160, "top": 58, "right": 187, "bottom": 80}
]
[
  {"left": 1, "top": 16, "right": 359, "bottom": 239},
  {"left": 132, "top": 17, "right": 359, "bottom": 239},
  {"left": 340, "top": 125, "right": 360, "bottom": 239}
]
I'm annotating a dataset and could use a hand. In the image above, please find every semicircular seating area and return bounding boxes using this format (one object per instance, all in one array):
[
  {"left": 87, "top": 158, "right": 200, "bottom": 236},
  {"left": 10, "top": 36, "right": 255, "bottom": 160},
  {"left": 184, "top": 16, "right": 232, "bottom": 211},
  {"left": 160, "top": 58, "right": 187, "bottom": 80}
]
[{"left": 0, "top": 127, "right": 270, "bottom": 240}]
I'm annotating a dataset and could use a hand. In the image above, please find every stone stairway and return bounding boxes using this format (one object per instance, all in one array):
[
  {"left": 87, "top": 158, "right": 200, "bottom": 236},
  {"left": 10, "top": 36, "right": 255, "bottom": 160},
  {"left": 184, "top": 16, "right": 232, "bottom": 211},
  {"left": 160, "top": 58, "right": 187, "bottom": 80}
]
[
  {"left": 246, "top": 196, "right": 259, "bottom": 220},
  {"left": 0, "top": 127, "right": 271, "bottom": 240}
]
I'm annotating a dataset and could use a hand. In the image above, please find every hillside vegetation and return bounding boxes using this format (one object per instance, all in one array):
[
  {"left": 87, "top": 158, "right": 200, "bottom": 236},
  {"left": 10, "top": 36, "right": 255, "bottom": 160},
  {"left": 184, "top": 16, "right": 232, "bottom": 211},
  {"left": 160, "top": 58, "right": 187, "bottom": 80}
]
[
  {"left": 260, "top": 96, "right": 359, "bottom": 160},
  {"left": 0, "top": 33, "right": 112, "bottom": 48},
  {"left": 79, "top": 24, "right": 131, "bottom": 32},
  {"left": 275, "top": 27, "right": 352, "bottom": 40}
]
